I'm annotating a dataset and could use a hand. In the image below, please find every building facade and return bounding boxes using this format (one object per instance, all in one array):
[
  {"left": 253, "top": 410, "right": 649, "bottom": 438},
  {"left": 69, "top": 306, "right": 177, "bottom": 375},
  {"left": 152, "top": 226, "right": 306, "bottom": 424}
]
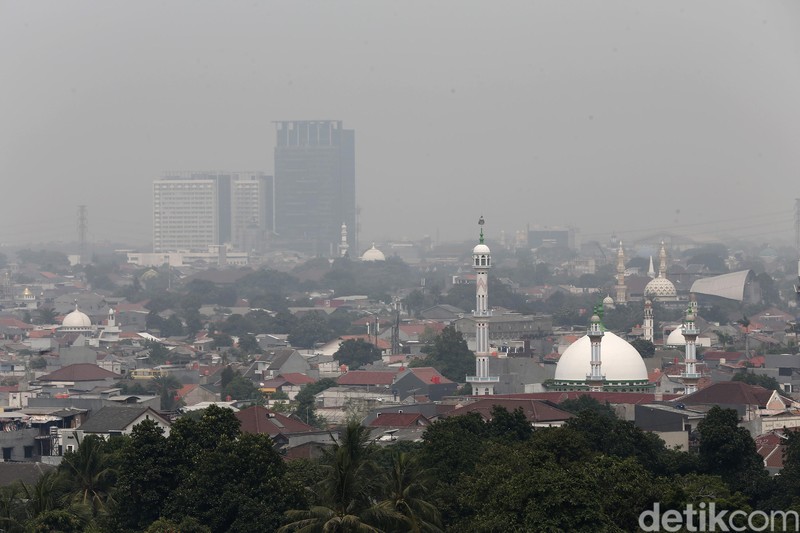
[
  {"left": 153, "top": 171, "right": 273, "bottom": 253},
  {"left": 274, "top": 121, "right": 355, "bottom": 253}
]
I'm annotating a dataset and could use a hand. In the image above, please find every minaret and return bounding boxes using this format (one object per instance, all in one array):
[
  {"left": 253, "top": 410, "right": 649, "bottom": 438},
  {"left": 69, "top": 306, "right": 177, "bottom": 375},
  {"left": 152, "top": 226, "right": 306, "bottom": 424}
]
[
  {"left": 338, "top": 223, "right": 350, "bottom": 257},
  {"left": 615, "top": 241, "right": 627, "bottom": 304},
  {"left": 643, "top": 299, "right": 654, "bottom": 342},
  {"left": 658, "top": 241, "right": 668, "bottom": 277},
  {"left": 585, "top": 312, "right": 605, "bottom": 392},
  {"left": 647, "top": 256, "right": 656, "bottom": 279},
  {"left": 681, "top": 307, "right": 701, "bottom": 394},
  {"left": 466, "top": 216, "right": 499, "bottom": 396}
]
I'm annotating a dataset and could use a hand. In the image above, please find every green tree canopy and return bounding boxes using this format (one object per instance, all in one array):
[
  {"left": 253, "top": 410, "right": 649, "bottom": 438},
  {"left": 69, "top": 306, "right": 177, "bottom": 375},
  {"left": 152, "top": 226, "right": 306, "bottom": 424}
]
[
  {"left": 410, "top": 325, "right": 474, "bottom": 383},
  {"left": 335, "top": 338, "right": 383, "bottom": 370}
]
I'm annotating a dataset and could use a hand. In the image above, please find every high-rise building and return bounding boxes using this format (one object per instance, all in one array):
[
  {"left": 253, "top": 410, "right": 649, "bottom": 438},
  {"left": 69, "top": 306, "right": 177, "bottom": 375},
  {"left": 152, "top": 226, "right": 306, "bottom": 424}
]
[
  {"left": 153, "top": 171, "right": 273, "bottom": 253},
  {"left": 274, "top": 120, "right": 355, "bottom": 253}
]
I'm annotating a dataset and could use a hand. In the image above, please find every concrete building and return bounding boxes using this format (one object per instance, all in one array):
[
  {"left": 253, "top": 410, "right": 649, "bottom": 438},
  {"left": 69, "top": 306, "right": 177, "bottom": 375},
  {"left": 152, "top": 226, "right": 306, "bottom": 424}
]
[
  {"left": 153, "top": 171, "right": 273, "bottom": 253},
  {"left": 274, "top": 120, "right": 355, "bottom": 253}
]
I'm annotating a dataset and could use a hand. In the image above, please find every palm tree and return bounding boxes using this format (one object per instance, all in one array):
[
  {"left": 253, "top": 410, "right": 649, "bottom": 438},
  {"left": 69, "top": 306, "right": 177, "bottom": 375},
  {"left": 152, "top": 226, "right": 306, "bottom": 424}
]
[
  {"left": 58, "top": 434, "right": 116, "bottom": 516},
  {"left": 0, "top": 484, "right": 25, "bottom": 533},
  {"left": 20, "top": 469, "right": 63, "bottom": 519},
  {"left": 280, "top": 420, "right": 399, "bottom": 532},
  {"left": 374, "top": 453, "right": 442, "bottom": 533},
  {"left": 148, "top": 374, "right": 182, "bottom": 410}
]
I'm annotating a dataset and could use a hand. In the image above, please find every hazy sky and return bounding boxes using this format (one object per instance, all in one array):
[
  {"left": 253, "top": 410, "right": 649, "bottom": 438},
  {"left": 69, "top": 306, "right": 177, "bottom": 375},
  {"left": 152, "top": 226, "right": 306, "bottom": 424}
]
[{"left": 2, "top": 1, "right": 800, "bottom": 251}]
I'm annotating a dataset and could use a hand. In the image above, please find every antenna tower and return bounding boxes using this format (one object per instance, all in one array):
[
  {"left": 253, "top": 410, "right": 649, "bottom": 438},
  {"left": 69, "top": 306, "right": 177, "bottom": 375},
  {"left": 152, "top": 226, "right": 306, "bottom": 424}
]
[{"left": 77, "top": 205, "right": 88, "bottom": 264}]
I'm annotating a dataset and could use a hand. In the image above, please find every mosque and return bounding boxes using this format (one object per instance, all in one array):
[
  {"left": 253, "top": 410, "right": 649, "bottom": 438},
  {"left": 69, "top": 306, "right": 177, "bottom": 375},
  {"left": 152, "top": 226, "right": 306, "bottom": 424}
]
[
  {"left": 58, "top": 302, "right": 121, "bottom": 346},
  {"left": 547, "top": 306, "right": 654, "bottom": 392}
]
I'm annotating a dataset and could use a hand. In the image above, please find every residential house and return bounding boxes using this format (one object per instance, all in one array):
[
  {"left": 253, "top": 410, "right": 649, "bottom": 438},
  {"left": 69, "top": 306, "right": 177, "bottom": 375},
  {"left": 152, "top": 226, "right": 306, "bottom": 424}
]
[
  {"left": 61, "top": 406, "right": 171, "bottom": 448},
  {"left": 235, "top": 405, "right": 335, "bottom": 453},
  {"left": 259, "top": 373, "right": 316, "bottom": 400},
  {"left": 444, "top": 398, "right": 574, "bottom": 428},
  {"left": 36, "top": 363, "right": 122, "bottom": 392},
  {"left": 392, "top": 367, "right": 457, "bottom": 401},
  {"left": 248, "top": 349, "right": 311, "bottom": 381}
]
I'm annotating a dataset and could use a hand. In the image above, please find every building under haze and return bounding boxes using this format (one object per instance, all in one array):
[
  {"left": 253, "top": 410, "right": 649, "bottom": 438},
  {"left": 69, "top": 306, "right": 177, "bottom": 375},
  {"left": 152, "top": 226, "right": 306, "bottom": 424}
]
[
  {"left": 274, "top": 120, "right": 355, "bottom": 254},
  {"left": 153, "top": 171, "right": 273, "bottom": 253}
]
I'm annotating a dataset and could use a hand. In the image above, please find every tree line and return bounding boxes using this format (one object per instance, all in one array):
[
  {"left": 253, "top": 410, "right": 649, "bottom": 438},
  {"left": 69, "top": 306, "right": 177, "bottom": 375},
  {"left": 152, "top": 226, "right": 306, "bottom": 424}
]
[{"left": 3, "top": 400, "right": 800, "bottom": 532}]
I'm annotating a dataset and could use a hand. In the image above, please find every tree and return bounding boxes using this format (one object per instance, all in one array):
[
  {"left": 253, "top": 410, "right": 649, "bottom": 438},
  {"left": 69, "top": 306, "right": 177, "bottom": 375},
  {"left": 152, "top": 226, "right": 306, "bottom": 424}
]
[
  {"left": 731, "top": 371, "right": 783, "bottom": 392},
  {"left": 221, "top": 374, "right": 261, "bottom": 402},
  {"left": 410, "top": 326, "right": 474, "bottom": 383},
  {"left": 335, "top": 339, "right": 382, "bottom": 370},
  {"left": 145, "top": 341, "right": 171, "bottom": 365},
  {"left": 147, "top": 375, "right": 183, "bottom": 411},
  {"left": 293, "top": 378, "right": 337, "bottom": 428},
  {"left": 109, "top": 420, "right": 177, "bottom": 531},
  {"left": 374, "top": 452, "right": 442, "bottom": 532},
  {"left": 238, "top": 333, "right": 261, "bottom": 355},
  {"left": 58, "top": 435, "right": 116, "bottom": 517},
  {"left": 288, "top": 312, "right": 333, "bottom": 349},
  {"left": 280, "top": 420, "right": 393, "bottom": 532},
  {"left": 167, "top": 433, "right": 304, "bottom": 533},
  {"left": 35, "top": 307, "right": 58, "bottom": 325},
  {"left": 696, "top": 406, "right": 769, "bottom": 499},
  {"left": 630, "top": 338, "right": 656, "bottom": 358},
  {"left": 486, "top": 406, "right": 532, "bottom": 442}
]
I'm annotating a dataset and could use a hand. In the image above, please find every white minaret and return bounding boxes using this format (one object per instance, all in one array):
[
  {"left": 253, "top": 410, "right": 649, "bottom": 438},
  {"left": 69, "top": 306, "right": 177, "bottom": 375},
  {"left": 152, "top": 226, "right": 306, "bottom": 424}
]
[
  {"left": 681, "top": 307, "right": 701, "bottom": 395},
  {"left": 615, "top": 241, "right": 627, "bottom": 304},
  {"left": 647, "top": 256, "right": 656, "bottom": 279},
  {"left": 338, "top": 223, "right": 350, "bottom": 257},
  {"left": 643, "top": 299, "right": 654, "bottom": 342},
  {"left": 585, "top": 313, "right": 605, "bottom": 392},
  {"left": 658, "top": 241, "right": 668, "bottom": 277},
  {"left": 466, "top": 216, "right": 499, "bottom": 396}
]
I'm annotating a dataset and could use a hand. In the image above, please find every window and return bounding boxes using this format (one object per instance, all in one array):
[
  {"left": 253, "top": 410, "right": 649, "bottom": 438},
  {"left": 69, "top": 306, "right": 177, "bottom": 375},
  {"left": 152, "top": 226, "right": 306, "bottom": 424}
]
[
  {"left": 24, "top": 446, "right": 33, "bottom": 458},
  {"left": 2, "top": 447, "right": 12, "bottom": 461}
]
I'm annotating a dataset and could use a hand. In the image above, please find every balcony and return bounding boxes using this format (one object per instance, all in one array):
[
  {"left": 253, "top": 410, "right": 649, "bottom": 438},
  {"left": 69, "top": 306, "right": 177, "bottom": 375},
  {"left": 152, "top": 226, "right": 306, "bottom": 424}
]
[
  {"left": 466, "top": 376, "right": 500, "bottom": 383},
  {"left": 682, "top": 373, "right": 702, "bottom": 380}
]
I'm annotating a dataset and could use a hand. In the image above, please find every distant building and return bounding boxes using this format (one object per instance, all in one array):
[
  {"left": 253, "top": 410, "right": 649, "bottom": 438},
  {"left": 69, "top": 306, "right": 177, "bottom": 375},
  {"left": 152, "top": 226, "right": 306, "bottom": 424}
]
[
  {"left": 527, "top": 226, "right": 577, "bottom": 250},
  {"left": 153, "top": 171, "right": 273, "bottom": 253},
  {"left": 274, "top": 120, "right": 355, "bottom": 253}
]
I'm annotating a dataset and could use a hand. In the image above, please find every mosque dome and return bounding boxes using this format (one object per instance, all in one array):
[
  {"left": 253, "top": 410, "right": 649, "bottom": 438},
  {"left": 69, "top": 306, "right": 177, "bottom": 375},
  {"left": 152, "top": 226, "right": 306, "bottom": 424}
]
[
  {"left": 554, "top": 330, "right": 648, "bottom": 383},
  {"left": 645, "top": 276, "right": 677, "bottom": 298},
  {"left": 472, "top": 243, "right": 491, "bottom": 255},
  {"left": 62, "top": 306, "right": 92, "bottom": 329},
  {"left": 361, "top": 244, "right": 386, "bottom": 262},
  {"left": 603, "top": 295, "right": 615, "bottom": 306},
  {"left": 666, "top": 326, "right": 687, "bottom": 346}
]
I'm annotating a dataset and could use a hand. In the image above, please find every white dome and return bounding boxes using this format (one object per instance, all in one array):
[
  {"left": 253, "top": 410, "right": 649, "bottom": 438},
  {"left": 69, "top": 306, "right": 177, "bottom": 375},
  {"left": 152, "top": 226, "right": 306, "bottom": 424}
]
[
  {"left": 62, "top": 308, "right": 92, "bottom": 328},
  {"left": 666, "top": 326, "right": 687, "bottom": 346},
  {"left": 645, "top": 276, "right": 677, "bottom": 298},
  {"left": 603, "top": 295, "right": 614, "bottom": 305},
  {"left": 554, "top": 331, "right": 648, "bottom": 383},
  {"left": 473, "top": 243, "right": 491, "bottom": 255},
  {"left": 361, "top": 244, "right": 386, "bottom": 262}
]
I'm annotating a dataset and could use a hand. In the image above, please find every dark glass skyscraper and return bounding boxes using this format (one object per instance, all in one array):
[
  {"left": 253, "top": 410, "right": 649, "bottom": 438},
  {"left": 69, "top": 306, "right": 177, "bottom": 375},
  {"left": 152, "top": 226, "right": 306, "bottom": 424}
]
[{"left": 274, "top": 120, "right": 355, "bottom": 253}]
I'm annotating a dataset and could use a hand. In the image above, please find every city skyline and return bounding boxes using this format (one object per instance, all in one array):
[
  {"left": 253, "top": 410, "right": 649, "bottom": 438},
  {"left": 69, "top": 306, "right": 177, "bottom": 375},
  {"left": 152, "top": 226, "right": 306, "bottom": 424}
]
[{"left": 1, "top": 2, "right": 799, "bottom": 249}]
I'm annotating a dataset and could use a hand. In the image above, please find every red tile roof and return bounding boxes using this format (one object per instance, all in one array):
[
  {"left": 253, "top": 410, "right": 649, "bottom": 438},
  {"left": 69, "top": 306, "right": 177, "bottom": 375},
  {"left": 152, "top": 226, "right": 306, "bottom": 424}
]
[
  {"left": 235, "top": 405, "right": 316, "bottom": 436},
  {"left": 407, "top": 367, "right": 453, "bottom": 384},
  {"left": 369, "top": 412, "right": 430, "bottom": 428},
  {"left": 176, "top": 384, "right": 198, "bottom": 399},
  {"left": 39, "top": 363, "right": 121, "bottom": 382},
  {"left": 0, "top": 318, "right": 35, "bottom": 330},
  {"left": 702, "top": 351, "right": 745, "bottom": 361},
  {"left": 337, "top": 370, "right": 398, "bottom": 386},
  {"left": 277, "top": 373, "right": 316, "bottom": 386},
  {"left": 447, "top": 398, "right": 574, "bottom": 423},
  {"left": 680, "top": 381, "right": 775, "bottom": 407},
  {"left": 495, "top": 391, "right": 682, "bottom": 404}
]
